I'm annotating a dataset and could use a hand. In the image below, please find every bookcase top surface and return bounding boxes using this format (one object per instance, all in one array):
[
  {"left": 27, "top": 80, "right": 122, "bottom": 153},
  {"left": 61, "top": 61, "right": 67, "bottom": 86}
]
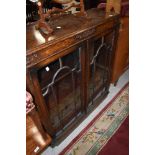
[{"left": 26, "top": 8, "right": 119, "bottom": 54}]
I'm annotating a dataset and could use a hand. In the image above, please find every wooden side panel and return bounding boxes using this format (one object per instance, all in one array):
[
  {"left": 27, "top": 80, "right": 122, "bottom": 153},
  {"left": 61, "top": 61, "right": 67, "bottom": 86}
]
[
  {"left": 26, "top": 109, "right": 51, "bottom": 155},
  {"left": 111, "top": 17, "right": 129, "bottom": 83}
]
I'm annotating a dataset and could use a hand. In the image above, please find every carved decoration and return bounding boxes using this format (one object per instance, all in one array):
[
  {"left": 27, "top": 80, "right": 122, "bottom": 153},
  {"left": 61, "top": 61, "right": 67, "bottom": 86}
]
[
  {"left": 27, "top": 28, "right": 96, "bottom": 67},
  {"left": 75, "top": 28, "right": 96, "bottom": 40},
  {"left": 27, "top": 53, "right": 39, "bottom": 66}
]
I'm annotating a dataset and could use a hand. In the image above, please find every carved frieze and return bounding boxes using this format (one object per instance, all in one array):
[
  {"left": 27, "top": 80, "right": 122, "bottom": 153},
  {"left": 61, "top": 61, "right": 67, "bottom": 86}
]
[{"left": 75, "top": 28, "right": 96, "bottom": 40}]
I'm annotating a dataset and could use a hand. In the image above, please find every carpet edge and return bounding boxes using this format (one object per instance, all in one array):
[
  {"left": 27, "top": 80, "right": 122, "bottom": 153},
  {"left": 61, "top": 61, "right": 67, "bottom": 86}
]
[{"left": 59, "top": 82, "right": 129, "bottom": 155}]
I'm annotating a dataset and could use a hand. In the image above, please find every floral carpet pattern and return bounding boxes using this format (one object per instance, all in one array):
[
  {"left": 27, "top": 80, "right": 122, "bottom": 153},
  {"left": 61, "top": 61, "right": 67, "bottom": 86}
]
[{"left": 60, "top": 84, "right": 129, "bottom": 155}]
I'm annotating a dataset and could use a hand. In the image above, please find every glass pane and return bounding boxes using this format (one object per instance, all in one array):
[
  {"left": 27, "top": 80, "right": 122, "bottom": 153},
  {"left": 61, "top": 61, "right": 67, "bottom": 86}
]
[
  {"left": 88, "top": 32, "right": 113, "bottom": 107},
  {"left": 38, "top": 48, "right": 82, "bottom": 134}
]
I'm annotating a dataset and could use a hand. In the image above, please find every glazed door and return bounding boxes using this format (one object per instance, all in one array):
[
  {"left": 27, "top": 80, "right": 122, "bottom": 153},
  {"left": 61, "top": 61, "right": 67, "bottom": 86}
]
[
  {"left": 34, "top": 44, "right": 86, "bottom": 139},
  {"left": 87, "top": 31, "right": 115, "bottom": 110}
]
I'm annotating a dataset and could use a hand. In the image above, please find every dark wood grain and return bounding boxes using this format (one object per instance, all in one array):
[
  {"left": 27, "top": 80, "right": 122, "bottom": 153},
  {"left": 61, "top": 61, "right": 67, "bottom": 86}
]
[
  {"left": 99, "top": 0, "right": 129, "bottom": 84},
  {"left": 26, "top": 9, "right": 119, "bottom": 53},
  {"left": 27, "top": 8, "right": 120, "bottom": 144},
  {"left": 111, "top": 16, "right": 128, "bottom": 84}
]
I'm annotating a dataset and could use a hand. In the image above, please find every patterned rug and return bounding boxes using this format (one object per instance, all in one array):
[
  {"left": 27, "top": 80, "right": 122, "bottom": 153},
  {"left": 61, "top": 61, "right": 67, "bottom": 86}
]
[{"left": 59, "top": 83, "right": 129, "bottom": 155}]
